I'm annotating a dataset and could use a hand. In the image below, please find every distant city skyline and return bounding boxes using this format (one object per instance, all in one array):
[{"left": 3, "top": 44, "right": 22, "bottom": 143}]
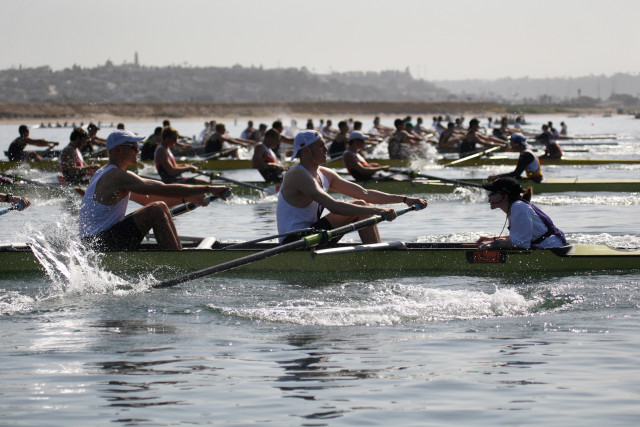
[{"left": 3, "top": 0, "right": 639, "bottom": 81}]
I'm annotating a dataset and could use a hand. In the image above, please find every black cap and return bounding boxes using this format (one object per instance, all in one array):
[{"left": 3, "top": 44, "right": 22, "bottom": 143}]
[
  {"left": 482, "top": 177, "right": 524, "bottom": 196},
  {"left": 88, "top": 123, "right": 100, "bottom": 131}
]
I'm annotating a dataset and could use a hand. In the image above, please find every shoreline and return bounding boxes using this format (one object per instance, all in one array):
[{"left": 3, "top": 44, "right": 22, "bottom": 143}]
[{"left": 0, "top": 102, "right": 613, "bottom": 125}]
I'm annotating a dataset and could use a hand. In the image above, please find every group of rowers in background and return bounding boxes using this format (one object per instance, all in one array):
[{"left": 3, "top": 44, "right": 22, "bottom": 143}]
[{"left": 2, "top": 115, "right": 567, "bottom": 259}]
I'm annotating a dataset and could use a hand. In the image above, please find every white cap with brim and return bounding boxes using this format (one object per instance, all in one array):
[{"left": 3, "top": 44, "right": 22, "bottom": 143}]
[
  {"left": 106, "top": 130, "right": 145, "bottom": 151},
  {"left": 290, "top": 130, "right": 322, "bottom": 161},
  {"left": 348, "top": 131, "right": 367, "bottom": 142}
]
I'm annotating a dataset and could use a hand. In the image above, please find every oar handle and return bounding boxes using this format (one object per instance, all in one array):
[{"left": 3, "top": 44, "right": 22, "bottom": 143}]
[
  {"left": 303, "top": 204, "right": 421, "bottom": 247},
  {"left": 223, "top": 227, "right": 316, "bottom": 250},
  {"left": 170, "top": 189, "right": 231, "bottom": 217},
  {"left": 0, "top": 202, "right": 23, "bottom": 216}
]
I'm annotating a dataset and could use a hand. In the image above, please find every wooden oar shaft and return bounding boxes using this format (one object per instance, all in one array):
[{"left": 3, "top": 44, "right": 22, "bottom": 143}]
[{"left": 153, "top": 204, "right": 421, "bottom": 289}]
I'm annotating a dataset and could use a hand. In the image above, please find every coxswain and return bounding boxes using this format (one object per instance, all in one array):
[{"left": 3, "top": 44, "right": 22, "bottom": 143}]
[
  {"left": 251, "top": 128, "right": 288, "bottom": 183},
  {"left": 59, "top": 127, "right": 100, "bottom": 185},
  {"left": 7, "top": 125, "right": 57, "bottom": 162},
  {"left": 276, "top": 130, "right": 427, "bottom": 245},
  {"left": 476, "top": 177, "right": 567, "bottom": 250},
  {"left": 79, "top": 130, "right": 230, "bottom": 250},
  {"left": 488, "top": 133, "right": 543, "bottom": 183}
]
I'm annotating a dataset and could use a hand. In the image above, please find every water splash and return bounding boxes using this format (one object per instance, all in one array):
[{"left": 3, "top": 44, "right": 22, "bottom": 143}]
[
  {"left": 0, "top": 291, "right": 36, "bottom": 315},
  {"left": 22, "top": 220, "right": 150, "bottom": 297}
]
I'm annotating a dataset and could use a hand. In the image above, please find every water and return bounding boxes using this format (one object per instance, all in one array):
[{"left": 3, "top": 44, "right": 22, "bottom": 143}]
[{"left": 1, "top": 115, "right": 639, "bottom": 425}]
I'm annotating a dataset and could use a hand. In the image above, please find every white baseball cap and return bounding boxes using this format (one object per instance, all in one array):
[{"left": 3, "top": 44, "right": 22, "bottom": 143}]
[
  {"left": 290, "top": 130, "right": 322, "bottom": 161},
  {"left": 106, "top": 130, "right": 145, "bottom": 151},
  {"left": 348, "top": 131, "right": 367, "bottom": 141}
]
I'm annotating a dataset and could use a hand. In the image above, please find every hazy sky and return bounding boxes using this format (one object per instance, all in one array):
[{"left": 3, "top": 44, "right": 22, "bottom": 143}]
[{"left": 2, "top": 0, "right": 639, "bottom": 81}]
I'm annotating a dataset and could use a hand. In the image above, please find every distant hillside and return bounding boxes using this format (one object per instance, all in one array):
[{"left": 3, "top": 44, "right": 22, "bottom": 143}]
[
  {"left": 0, "top": 64, "right": 449, "bottom": 103},
  {"left": 433, "top": 73, "right": 640, "bottom": 104}
]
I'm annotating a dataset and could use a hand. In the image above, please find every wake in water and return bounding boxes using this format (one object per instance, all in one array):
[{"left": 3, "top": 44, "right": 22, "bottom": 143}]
[{"left": 205, "top": 280, "right": 542, "bottom": 326}]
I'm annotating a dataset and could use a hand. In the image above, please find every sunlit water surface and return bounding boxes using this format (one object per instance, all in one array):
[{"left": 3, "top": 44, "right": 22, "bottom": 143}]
[{"left": 1, "top": 115, "right": 639, "bottom": 425}]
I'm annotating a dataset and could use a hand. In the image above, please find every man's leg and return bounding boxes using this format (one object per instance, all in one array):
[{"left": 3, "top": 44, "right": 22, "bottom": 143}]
[{"left": 132, "top": 201, "right": 182, "bottom": 249}]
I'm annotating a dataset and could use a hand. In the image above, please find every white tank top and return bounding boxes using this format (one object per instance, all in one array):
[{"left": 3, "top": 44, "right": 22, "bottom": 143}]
[
  {"left": 276, "top": 165, "right": 329, "bottom": 243},
  {"left": 78, "top": 164, "right": 130, "bottom": 237}
]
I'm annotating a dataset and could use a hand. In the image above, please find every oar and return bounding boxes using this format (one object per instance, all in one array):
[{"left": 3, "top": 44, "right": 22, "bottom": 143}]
[
  {"left": 0, "top": 172, "right": 81, "bottom": 195},
  {"left": 0, "top": 203, "right": 23, "bottom": 216},
  {"left": 444, "top": 146, "right": 502, "bottom": 167},
  {"left": 389, "top": 168, "right": 483, "bottom": 189},
  {"left": 170, "top": 189, "right": 231, "bottom": 217},
  {"left": 196, "top": 171, "right": 272, "bottom": 194},
  {"left": 152, "top": 203, "right": 423, "bottom": 289},
  {"left": 192, "top": 148, "right": 238, "bottom": 164},
  {"left": 222, "top": 227, "right": 316, "bottom": 250}
]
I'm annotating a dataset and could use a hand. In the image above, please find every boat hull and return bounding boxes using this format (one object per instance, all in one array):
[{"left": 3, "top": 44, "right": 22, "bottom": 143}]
[{"left": 2, "top": 242, "right": 638, "bottom": 281}]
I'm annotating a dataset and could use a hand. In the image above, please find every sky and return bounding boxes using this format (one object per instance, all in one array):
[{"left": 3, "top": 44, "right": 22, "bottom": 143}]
[{"left": 2, "top": 0, "right": 640, "bottom": 81}]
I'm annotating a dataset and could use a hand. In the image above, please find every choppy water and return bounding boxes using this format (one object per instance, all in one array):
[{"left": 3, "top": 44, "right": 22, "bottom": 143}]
[{"left": 1, "top": 115, "right": 639, "bottom": 425}]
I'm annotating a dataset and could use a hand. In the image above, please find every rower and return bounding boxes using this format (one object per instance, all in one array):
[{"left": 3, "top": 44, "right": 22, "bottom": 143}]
[
  {"left": 459, "top": 118, "right": 506, "bottom": 158},
  {"left": 251, "top": 128, "right": 288, "bottom": 183},
  {"left": 79, "top": 130, "right": 231, "bottom": 251},
  {"left": 488, "top": 133, "right": 543, "bottom": 184},
  {"left": 276, "top": 130, "right": 427, "bottom": 245},
  {"left": 0, "top": 192, "right": 30, "bottom": 211},
  {"left": 560, "top": 121, "right": 568, "bottom": 136},
  {"left": 83, "top": 123, "right": 107, "bottom": 154},
  {"left": 476, "top": 177, "right": 567, "bottom": 250},
  {"left": 342, "top": 131, "right": 389, "bottom": 181},
  {"left": 7, "top": 125, "right": 57, "bottom": 162},
  {"left": 154, "top": 126, "right": 207, "bottom": 184},
  {"left": 162, "top": 119, "right": 191, "bottom": 143},
  {"left": 205, "top": 123, "right": 245, "bottom": 158},
  {"left": 535, "top": 124, "right": 564, "bottom": 159},
  {"left": 321, "top": 119, "right": 338, "bottom": 138},
  {"left": 328, "top": 121, "right": 349, "bottom": 158},
  {"left": 271, "top": 120, "right": 295, "bottom": 157},
  {"left": 369, "top": 116, "right": 393, "bottom": 136},
  {"left": 438, "top": 122, "right": 465, "bottom": 151},
  {"left": 141, "top": 127, "right": 162, "bottom": 161},
  {"left": 240, "top": 120, "right": 256, "bottom": 140},
  {"left": 388, "top": 118, "right": 424, "bottom": 159},
  {"left": 58, "top": 127, "right": 100, "bottom": 185}
]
